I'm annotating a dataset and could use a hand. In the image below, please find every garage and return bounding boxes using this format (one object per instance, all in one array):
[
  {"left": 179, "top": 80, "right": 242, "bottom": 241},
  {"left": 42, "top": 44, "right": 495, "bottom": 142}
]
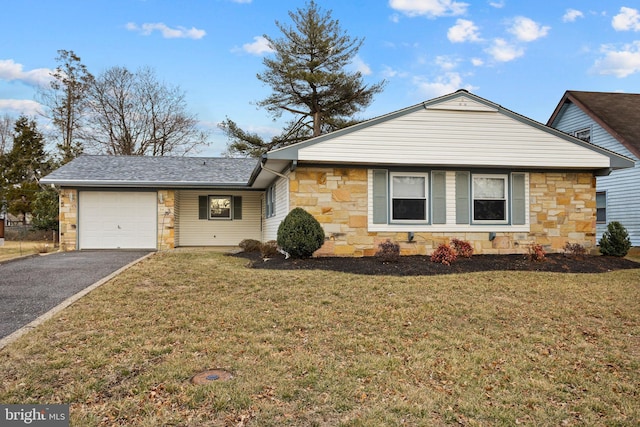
[{"left": 79, "top": 191, "right": 157, "bottom": 249}]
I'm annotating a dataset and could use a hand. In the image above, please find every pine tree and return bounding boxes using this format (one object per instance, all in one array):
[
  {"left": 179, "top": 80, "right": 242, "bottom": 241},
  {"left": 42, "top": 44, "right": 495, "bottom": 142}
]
[{"left": 222, "top": 1, "right": 385, "bottom": 157}]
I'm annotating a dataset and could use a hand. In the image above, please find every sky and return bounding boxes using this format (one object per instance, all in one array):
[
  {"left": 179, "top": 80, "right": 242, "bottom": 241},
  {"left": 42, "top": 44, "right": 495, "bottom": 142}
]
[{"left": 1, "top": 0, "right": 640, "bottom": 157}]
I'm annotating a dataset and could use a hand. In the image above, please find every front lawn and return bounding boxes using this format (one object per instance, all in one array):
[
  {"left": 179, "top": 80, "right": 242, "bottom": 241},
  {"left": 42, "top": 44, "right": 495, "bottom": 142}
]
[{"left": 0, "top": 251, "right": 638, "bottom": 426}]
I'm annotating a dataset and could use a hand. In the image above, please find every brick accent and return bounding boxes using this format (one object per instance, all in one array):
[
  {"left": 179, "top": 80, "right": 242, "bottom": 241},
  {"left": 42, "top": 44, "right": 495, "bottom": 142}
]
[{"left": 288, "top": 168, "right": 597, "bottom": 257}]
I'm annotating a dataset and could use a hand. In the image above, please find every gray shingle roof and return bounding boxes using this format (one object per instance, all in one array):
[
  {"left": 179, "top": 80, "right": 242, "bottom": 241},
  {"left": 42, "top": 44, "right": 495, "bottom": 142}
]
[{"left": 40, "top": 155, "right": 260, "bottom": 188}]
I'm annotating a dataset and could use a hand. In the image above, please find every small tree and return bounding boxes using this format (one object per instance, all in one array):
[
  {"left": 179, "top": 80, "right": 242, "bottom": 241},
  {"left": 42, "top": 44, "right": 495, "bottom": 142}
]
[
  {"left": 31, "top": 187, "right": 59, "bottom": 234},
  {"left": 599, "top": 221, "right": 631, "bottom": 257},
  {"left": 277, "top": 207, "right": 325, "bottom": 258}
]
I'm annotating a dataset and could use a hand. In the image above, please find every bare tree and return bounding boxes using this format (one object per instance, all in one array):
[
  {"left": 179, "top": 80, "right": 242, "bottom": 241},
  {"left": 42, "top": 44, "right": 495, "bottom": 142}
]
[
  {"left": 37, "top": 50, "right": 94, "bottom": 163},
  {"left": 0, "top": 114, "right": 13, "bottom": 155},
  {"left": 86, "top": 66, "right": 208, "bottom": 156}
]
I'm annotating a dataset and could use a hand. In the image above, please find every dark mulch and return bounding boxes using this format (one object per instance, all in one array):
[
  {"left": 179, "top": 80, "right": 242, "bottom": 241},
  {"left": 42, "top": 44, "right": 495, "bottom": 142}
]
[{"left": 233, "top": 251, "right": 640, "bottom": 276}]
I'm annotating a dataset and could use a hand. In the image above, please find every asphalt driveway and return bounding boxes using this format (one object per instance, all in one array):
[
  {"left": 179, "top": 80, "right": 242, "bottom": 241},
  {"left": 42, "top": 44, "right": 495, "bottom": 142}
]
[{"left": 0, "top": 250, "right": 151, "bottom": 340}]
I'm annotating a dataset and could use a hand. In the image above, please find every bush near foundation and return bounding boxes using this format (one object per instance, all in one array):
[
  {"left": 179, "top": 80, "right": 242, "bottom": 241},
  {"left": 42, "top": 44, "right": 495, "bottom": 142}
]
[
  {"left": 239, "top": 239, "right": 262, "bottom": 253},
  {"left": 431, "top": 243, "right": 457, "bottom": 266},
  {"left": 451, "top": 238, "right": 473, "bottom": 258},
  {"left": 277, "top": 208, "right": 325, "bottom": 259},
  {"left": 528, "top": 243, "right": 546, "bottom": 262},
  {"left": 260, "top": 240, "right": 278, "bottom": 258},
  {"left": 375, "top": 239, "right": 400, "bottom": 263},
  {"left": 563, "top": 242, "right": 587, "bottom": 258},
  {"left": 599, "top": 221, "right": 631, "bottom": 257}
]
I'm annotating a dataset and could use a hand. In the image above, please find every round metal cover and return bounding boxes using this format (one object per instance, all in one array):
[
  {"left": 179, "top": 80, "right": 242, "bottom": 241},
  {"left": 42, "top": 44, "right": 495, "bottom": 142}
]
[{"left": 191, "top": 369, "right": 233, "bottom": 384}]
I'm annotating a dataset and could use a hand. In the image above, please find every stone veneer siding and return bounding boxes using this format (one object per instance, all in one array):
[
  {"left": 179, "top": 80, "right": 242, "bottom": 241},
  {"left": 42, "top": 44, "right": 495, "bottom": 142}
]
[
  {"left": 58, "top": 188, "right": 176, "bottom": 251},
  {"left": 288, "top": 167, "right": 596, "bottom": 257}
]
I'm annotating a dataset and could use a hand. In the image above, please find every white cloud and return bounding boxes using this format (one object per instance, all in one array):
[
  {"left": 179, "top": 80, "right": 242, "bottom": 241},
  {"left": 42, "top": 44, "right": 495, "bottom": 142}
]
[
  {"left": 612, "top": 7, "right": 640, "bottom": 31},
  {"left": 592, "top": 41, "right": 640, "bottom": 77},
  {"left": 389, "top": 0, "right": 468, "bottom": 18},
  {"left": 413, "top": 72, "right": 476, "bottom": 98},
  {"left": 485, "top": 38, "right": 524, "bottom": 62},
  {"left": 562, "top": 9, "right": 584, "bottom": 23},
  {"left": 471, "top": 57, "right": 484, "bottom": 66},
  {"left": 0, "top": 99, "right": 43, "bottom": 116},
  {"left": 448, "top": 19, "right": 482, "bottom": 43},
  {"left": 230, "top": 0, "right": 252, "bottom": 3},
  {"left": 242, "top": 36, "right": 274, "bottom": 55},
  {"left": 0, "top": 59, "right": 53, "bottom": 87},
  {"left": 507, "top": 16, "right": 550, "bottom": 42},
  {"left": 489, "top": 1, "right": 504, "bottom": 8},
  {"left": 389, "top": 13, "right": 401, "bottom": 23},
  {"left": 350, "top": 55, "right": 373, "bottom": 75},
  {"left": 126, "top": 22, "right": 206, "bottom": 39},
  {"left": 435, "top": 55, "right": 459, "bottom": 71}
]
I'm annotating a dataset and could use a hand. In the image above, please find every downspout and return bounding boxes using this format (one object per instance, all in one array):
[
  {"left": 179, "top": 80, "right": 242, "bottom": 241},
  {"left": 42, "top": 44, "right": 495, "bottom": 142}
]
[{"left": 259, "top": 159, "right": 289, "bottom": 179}]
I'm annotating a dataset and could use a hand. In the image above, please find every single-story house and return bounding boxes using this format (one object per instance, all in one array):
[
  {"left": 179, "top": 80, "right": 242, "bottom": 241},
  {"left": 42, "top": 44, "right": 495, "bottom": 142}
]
[
  {"left": 547, "top": 90, "right": 640, "bottom": 246},
  {"left": 41, "top": 90, "right": 634, "bottom": 255}
]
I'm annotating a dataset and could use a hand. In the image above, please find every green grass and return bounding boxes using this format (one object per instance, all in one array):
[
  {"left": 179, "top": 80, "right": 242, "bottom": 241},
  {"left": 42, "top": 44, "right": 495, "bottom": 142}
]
[{"left": 0, "top": 250, "right": 638, "bottom": 426}]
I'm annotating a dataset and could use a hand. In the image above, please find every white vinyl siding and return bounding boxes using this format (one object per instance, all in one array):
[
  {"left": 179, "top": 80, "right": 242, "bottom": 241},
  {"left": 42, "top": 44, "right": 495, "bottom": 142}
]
[
  {"left": 263, "top": 175, "right": 289, "bottom": 241},
  {"left": 298, "top": 103, "right": 611, "bottom": 169},
  {"left": 552, "top": 102, "right": 640, "bottom": 245},
  {"left": 78, "top": 191, "right": 157, "bottom": 249},
  {"left": 177, "top": 190, "right": 261, "bottom": 246},
  {"left": 368, "top": 169, "right": 530, "bottom": 233}
]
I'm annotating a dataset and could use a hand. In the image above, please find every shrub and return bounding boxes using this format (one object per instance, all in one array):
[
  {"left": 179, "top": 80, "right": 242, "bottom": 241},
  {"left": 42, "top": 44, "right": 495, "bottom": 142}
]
[
  {"left": 239, "top": 239, "right": 262, "bottom": 253},
  {"left": 375, "top": 239, "right": 400, "bottom": 263},
  {"left": 260, "top": 240, "right": 279, "bottom": 258},
  {"left": 599, "top": 221, "right": 631, "bottom": 257},
  {"left": 451, "top": 238, "right": 473, "bottom": 258},
  {"left": 528, "top": 243, "right": 546, "bottom": 262},
  {"left": 431, "top": 243, "right": 457, "bottom": 266},
  {"left": 277, "top": 208, "right": 325, "bottom": 259},
  {"left": 563, "top": 242, "right": 587, "bottom": 258}
]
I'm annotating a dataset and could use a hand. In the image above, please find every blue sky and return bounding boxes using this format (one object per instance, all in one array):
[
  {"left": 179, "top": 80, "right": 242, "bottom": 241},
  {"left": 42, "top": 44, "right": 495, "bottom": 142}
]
[{"left": 1, "top": 0, "right": 640, "bottom": 156}]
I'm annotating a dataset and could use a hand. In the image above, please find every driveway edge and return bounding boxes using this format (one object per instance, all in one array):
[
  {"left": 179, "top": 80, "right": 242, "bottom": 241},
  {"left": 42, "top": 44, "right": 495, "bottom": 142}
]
[{"left": 0, "top": 252, "right": 155, "bottom": 351}]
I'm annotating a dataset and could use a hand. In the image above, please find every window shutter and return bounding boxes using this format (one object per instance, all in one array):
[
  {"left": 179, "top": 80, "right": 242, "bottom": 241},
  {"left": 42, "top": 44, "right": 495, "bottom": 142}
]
[
  {"left": 512, "top": 173, "right": 526, "bottom": 225},
  {"left": 198, "top": 196, "right": 208, "bottom": 220},
  {"left": 233, "top": 196, "right": 243, "bottom": 220},
  {"left": 372, "top": 169, "right": 388, "bottom": 224},
  {"left": 432, "top": 171, "right": 446, "bottom": 224},
  {"left": 456, "top": 172, "right": 470, "bottom": 224}
]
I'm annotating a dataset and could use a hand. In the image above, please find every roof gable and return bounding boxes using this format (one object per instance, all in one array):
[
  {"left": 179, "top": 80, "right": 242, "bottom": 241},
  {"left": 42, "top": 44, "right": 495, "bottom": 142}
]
[
  {"left": 266, "top": 90, "right": 633, "bottom": 171},
  {"left": 547, "top": 90, "right": 640, "bottom": 159}
]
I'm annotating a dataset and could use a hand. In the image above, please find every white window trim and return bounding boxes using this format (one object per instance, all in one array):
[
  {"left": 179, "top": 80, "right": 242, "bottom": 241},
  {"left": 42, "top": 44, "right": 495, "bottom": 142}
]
[
  {"left": 389, "top": 172, "right": 429, "bottom": 224},
  {"left": 471, "top": 174, "right": 509, "bottom": 225},
  {"left": 573, "top": 127, "right": 591, "bottom": 142},
  {"left": 209, "top": 195, "right": 232, "bottom": 220}
]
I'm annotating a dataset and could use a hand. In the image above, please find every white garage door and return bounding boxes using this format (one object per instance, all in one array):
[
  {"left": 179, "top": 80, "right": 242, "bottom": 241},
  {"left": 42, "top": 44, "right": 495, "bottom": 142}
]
[{"left": 79, "top": 191, "right": 157, "bottom": 249}]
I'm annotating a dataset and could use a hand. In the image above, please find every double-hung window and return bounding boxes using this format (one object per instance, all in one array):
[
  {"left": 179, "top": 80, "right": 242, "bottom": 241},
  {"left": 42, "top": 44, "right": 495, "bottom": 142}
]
[
  {"left": 209, "top": 196, "right": 232, "bottom": 219},
  {"left": 596, "top": 191, "right": 606, "bottom": 223},
  {"left": 472, "top": 174, "right": 508, "bottom": 223},
  {"left": 390, "top": 173, "right": 428, "bottom": 222},
  {"left": 266, "top": 185, "right": 276, "bottom": 218}
]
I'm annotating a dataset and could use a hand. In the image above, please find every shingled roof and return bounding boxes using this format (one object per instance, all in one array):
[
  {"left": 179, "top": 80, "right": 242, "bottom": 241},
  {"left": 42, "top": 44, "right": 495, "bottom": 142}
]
[
  {"left": 40, "top": 155, "right": 260, "bottom": 188},
  {"left": 547, "top": 91, "right": 640, "bottom": 159}
]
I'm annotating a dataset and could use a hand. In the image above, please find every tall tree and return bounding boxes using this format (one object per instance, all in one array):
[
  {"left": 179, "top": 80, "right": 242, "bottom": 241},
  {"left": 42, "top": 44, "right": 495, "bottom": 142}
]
[
  {"left": 0, "top": 116, "right": 53, "bottom": 224},
  {"left": 86, "top": 66, "right": 209, "bottom": 156},
  {"left": 222, "top": 0, "right": 385, "bottom": 157},
  {"left": 37, "top": 50, "right": 94, "bottom": 164},
  {"left": 0, "top": 114, "right": 13, "bottom": 155}
]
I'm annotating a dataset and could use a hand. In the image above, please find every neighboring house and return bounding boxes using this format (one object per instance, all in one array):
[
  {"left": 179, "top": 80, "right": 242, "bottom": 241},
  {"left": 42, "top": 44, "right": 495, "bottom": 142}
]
[
  {"left": 548, "top": 91, "right": 640, "bottom": 246},
  {"left": 41, "top": 90, "right": 633, "bottom": 255}
]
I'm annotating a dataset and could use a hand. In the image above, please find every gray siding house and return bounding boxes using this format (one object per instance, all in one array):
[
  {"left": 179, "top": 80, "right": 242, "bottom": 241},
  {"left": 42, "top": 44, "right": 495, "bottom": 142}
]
[{"left": 548, "top": 91, "right": 640, "bottom": 246}]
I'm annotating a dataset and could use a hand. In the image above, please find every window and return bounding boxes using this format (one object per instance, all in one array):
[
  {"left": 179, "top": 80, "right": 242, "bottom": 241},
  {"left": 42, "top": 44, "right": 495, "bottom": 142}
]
[
  {"left": 209, "top": 196, "right": 231, "bottom": 219},
  {"left": 472, "top": 175, "right": 508, "bottom": 223},
  {"left": 573, "top": 127, "right": 591, "bottom": 143},
  {"left": 390, "top": 173, "right": 428, "bottom": 222},
  {"left": 266, "top": 185, "right": 276, "bottom": 218},
  {"left": 596, "top": 191, "right": 606, "bottom": 223}
]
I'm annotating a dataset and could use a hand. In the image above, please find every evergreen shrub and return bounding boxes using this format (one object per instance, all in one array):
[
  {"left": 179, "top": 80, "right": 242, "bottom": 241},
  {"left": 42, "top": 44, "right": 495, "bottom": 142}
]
[
  {"left": 599, "top": 221, "right": 631, "bottom": 257},
  {"left": 277, "top": 208, "right": 325, "bottom": 258}
]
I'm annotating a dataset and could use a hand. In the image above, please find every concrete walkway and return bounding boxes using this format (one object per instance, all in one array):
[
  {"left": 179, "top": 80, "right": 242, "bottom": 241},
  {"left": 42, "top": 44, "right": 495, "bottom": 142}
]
[{"left": 0, "top": 250, "right": 152, "bottom": 347}]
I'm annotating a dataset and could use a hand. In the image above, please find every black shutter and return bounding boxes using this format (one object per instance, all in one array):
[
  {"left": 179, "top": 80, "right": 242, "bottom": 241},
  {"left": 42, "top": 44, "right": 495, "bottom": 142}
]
[{"left": 198, "top": 196, "right": 208, "bottom": 220}]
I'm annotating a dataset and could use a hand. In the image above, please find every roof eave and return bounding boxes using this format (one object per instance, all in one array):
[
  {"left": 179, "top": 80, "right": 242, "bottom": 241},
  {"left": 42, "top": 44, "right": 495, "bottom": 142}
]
[{"left": 39, "top": 179, "right": 252, "bottom": 189}]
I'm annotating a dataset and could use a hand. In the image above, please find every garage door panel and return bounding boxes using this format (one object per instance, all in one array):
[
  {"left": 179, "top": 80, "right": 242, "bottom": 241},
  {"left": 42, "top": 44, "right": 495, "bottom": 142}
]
[{"left": 79, "top": 192, "right": 157, "bottom": 249}]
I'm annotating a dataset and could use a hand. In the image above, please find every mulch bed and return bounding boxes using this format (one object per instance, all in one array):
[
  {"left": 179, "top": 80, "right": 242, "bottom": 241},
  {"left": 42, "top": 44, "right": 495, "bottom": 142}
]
[{"left": 233, "top": 251, "right": 640, "bottom": 276}]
